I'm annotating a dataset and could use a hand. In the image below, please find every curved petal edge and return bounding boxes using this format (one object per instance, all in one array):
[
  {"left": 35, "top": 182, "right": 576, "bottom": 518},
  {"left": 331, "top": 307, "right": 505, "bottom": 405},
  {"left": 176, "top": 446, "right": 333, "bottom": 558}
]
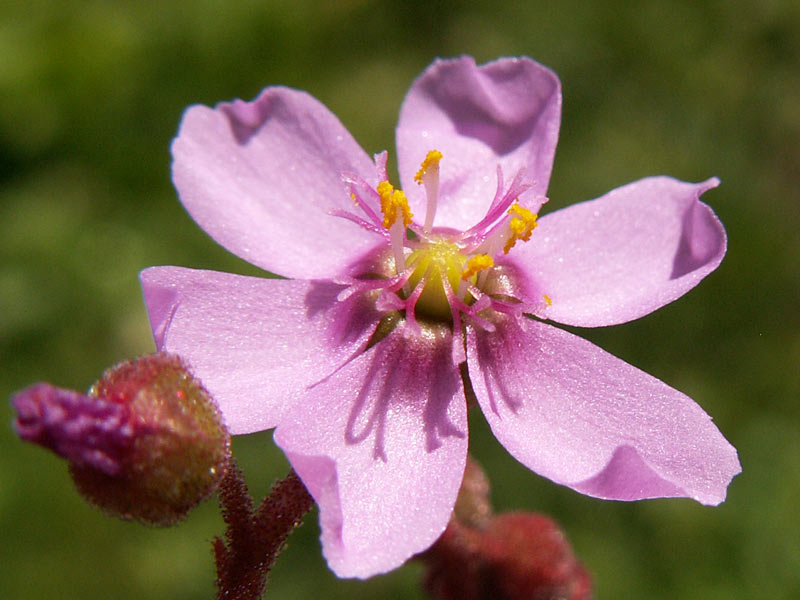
[
  {"left": 396, "top": 56, "right": 561, "bottom": 230},
  {"left": 520, "top": 176, "right": 726, "bottom": 327},
  {"left": 466, "top": 317, "right": 740, "bottom": 506},
  {"left": 172, "top": 87, "right": 380, "bottom": 279},
  {"left": 139, "top": 266, "right": 380, "bottom": 434}
]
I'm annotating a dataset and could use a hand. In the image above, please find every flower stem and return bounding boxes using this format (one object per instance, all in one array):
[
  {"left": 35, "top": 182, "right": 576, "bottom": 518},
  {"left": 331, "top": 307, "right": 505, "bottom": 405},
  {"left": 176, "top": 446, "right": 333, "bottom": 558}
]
[{"left": 214, "top": 456, "right": 314, "bottom": 599}]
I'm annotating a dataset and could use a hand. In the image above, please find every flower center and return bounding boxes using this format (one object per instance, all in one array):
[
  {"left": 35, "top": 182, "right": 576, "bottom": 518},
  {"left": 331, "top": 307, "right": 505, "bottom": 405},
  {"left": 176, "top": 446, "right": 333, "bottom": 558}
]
[
  {"left": 406, "top": 239, "right": 469, "bottom": 321},
  {"left": 339, "top": 148, "right": 547, "bottom": 343}
]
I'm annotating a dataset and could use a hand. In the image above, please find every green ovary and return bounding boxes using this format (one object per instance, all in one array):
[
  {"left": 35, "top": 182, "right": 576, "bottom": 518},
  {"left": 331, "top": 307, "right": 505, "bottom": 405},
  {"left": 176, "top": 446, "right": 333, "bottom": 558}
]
[{"left": 406, "top": 239, "right": 469, "bottom": 321}]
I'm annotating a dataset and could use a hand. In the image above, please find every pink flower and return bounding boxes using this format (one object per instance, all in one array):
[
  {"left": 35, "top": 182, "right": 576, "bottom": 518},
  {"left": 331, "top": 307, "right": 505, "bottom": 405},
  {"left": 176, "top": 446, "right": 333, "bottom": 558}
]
[{"left": 141, "top": 56, "right": 740, "bottom": 578}]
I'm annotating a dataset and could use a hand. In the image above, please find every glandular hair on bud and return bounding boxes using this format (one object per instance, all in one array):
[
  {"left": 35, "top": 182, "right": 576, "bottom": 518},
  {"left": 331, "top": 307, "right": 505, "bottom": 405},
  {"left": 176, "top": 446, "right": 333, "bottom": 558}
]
[
  {"left": 12, "top": 353, "right": 231, "bottom": 526},
  {"left": 77, "top": 353, "right": 231, "bottom": 525}
]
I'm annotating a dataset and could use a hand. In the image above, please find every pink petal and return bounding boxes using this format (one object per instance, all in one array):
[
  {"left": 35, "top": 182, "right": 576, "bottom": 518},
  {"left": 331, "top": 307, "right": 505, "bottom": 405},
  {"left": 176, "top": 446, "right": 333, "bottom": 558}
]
[
  {"left": 515, "top": 177, "right": 726, "bottom": 326},
  {"left": 172, "top": 88, "right": 380, "bottom": 279},
  {"left": 396, "top": 56, "right": 561, "bottom": 230},
  {"left": 467, "top": 317, "right": 740, "bottom": 505},
  {"left": 274, "top": 325, "right": 468, "bottom": 578},
  {"left": 140, "top": 266, "right": 380, "bottom": 434}
]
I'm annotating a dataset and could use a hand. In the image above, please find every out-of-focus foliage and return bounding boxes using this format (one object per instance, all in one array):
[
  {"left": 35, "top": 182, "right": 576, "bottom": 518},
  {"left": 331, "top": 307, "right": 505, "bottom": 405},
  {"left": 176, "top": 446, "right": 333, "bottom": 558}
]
[{"left": 2, "top": 1, "right": 798, "bottom": 598}]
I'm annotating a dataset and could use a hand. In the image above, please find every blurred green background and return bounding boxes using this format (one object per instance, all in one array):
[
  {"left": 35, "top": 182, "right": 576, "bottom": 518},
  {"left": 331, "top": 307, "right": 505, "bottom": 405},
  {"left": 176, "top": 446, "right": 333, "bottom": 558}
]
[{"left": 2, "top": 0, "right": 798, "bottom": 598}]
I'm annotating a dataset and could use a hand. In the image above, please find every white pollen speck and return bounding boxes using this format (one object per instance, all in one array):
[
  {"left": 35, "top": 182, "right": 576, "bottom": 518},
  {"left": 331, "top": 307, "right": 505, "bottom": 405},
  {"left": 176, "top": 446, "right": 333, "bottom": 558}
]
[{"left": 421, "top": 131, "right": 429, "bottom": 138}]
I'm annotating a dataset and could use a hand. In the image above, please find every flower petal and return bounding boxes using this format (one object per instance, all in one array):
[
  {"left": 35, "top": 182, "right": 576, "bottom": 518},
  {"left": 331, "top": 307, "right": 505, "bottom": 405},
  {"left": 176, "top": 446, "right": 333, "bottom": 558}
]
[
  {"left": 172, "top": 88, "right": 380, "bottom": 279},
  {"left": 274, "top": 324, "right": 468, "bottom": 578},
  {"left": 467, "top": 317, "right": 740, "bottom": 505},
  {"left": 140, "top": 266, "right": 380, "bottom": 434},
  {"left": 516, "top": 176, "right": 726, "bottom": 326},
  {"left": 396, "top": 56, "right": 561, "bottom": 230}
]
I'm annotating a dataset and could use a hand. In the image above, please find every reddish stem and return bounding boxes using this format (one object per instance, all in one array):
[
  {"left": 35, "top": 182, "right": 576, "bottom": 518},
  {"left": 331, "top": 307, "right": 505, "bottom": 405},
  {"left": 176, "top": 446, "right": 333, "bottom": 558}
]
[{"left": 214, "top": 457, "right": 314, "bottom": 600}]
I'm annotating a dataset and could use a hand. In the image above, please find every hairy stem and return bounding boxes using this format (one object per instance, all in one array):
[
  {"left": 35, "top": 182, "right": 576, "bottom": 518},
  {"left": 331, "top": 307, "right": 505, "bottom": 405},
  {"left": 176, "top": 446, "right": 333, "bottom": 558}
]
[{"left": 214, "top": 457, "right": 314, "bottom": 599}]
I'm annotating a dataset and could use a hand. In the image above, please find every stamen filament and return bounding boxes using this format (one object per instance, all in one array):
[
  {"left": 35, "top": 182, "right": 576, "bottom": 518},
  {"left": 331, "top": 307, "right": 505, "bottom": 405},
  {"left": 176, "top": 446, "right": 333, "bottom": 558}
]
[
  {"left": 415, "top": 150, "right": 443, "bottom": 234},
  {"left": 389, "top": 225, "right": 405, "bottom": 275}
]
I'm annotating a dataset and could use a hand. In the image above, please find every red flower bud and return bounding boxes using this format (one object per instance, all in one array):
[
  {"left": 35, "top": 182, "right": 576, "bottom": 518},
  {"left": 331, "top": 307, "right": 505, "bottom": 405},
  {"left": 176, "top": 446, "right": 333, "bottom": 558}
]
[
  {"left": 12, "top": 353, "right": 230, "bottom": 525},
  {"left": 420, "top": 457, "right": 592, "bottom": 600},
  {"left": 423, "top": 513, "right": 592, "bottom": 600}
]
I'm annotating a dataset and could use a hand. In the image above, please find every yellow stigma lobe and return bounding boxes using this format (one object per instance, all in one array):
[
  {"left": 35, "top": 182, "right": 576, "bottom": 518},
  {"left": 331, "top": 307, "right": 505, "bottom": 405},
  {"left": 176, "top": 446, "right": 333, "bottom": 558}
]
[
  {"left": 503, "top": 203, "right": 538, "bottom": 254},
  {"left": 377, "top": 181, "right": 413, "bottom": 229},
  {"left": 462, "top": 254, "right": 494, "bottom": 281},
  {"left": 414, "top": 150, "right": 443, "bottom": 184}
]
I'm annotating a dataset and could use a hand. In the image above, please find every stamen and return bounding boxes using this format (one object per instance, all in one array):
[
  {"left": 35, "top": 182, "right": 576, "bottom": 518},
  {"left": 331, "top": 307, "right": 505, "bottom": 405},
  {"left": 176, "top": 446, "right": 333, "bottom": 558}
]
[
  {"left": 414, "top": 150, "right": 443, "bottom": 234},
  {"left": 378, "top": 181, "right": 413, "bottom": 229},
  {"left": 465, "top": 166, "right": 524, "bottom": 237},
  {"left": 503, "top": 203, "right": 538, "bottom": 254},
  {"left": 378, "top": 180, "right": 413, "bottom": 274},
  {"left": 461, "top": 254, "right": 494, "bottom": 281},
  {"left": 543, "top": 294, "right": 552, "bottom": 307},
  {"left": 414, "top": 150, "right": 443, "bottom": 184}
]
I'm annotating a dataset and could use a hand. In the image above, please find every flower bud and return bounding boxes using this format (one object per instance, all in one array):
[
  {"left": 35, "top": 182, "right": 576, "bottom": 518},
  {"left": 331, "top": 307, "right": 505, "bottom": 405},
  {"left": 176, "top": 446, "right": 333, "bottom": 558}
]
[
  {"left": 421, "top": 457, "right": 592, "bottom": 600},
  {"left": 11, "top": 353, "right": 230, "bottom": 525},
  {"left": 423, "top": 513, "right": 592, "bottom": 600}
]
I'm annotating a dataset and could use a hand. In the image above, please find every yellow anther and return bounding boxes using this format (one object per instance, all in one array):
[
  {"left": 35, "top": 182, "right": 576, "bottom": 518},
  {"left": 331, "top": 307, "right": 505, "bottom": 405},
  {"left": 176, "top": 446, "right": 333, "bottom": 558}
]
[
  {"left": 503, "top": 202, "right": 538, "bottom": 254},
  {"left": 414, "top": 150, "right": 443, "bottom": 184},
  {"left": 543, "top": 294, "right": 552, "bottom": 306},
  {"left": 377, "top": 180, "right": 394, "bottom": 198},
  {"left": 377, "top": 180, "right": 413, "bottom": 229},
  {"left": 462, "top": 254, "right": 494, "bottom": 281},
  {"left": 350, "top": 192, "right": 359, "bottom": 206}
]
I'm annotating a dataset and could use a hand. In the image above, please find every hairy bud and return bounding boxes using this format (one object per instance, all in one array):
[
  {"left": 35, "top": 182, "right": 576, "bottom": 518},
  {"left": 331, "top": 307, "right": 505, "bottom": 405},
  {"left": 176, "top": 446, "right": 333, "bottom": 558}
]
[
  {"left": 12, "top": 353, "right": 230, "bottom": 525},
  {"left": 421, "top": 457, "right": 592, "bottom": 600}
]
